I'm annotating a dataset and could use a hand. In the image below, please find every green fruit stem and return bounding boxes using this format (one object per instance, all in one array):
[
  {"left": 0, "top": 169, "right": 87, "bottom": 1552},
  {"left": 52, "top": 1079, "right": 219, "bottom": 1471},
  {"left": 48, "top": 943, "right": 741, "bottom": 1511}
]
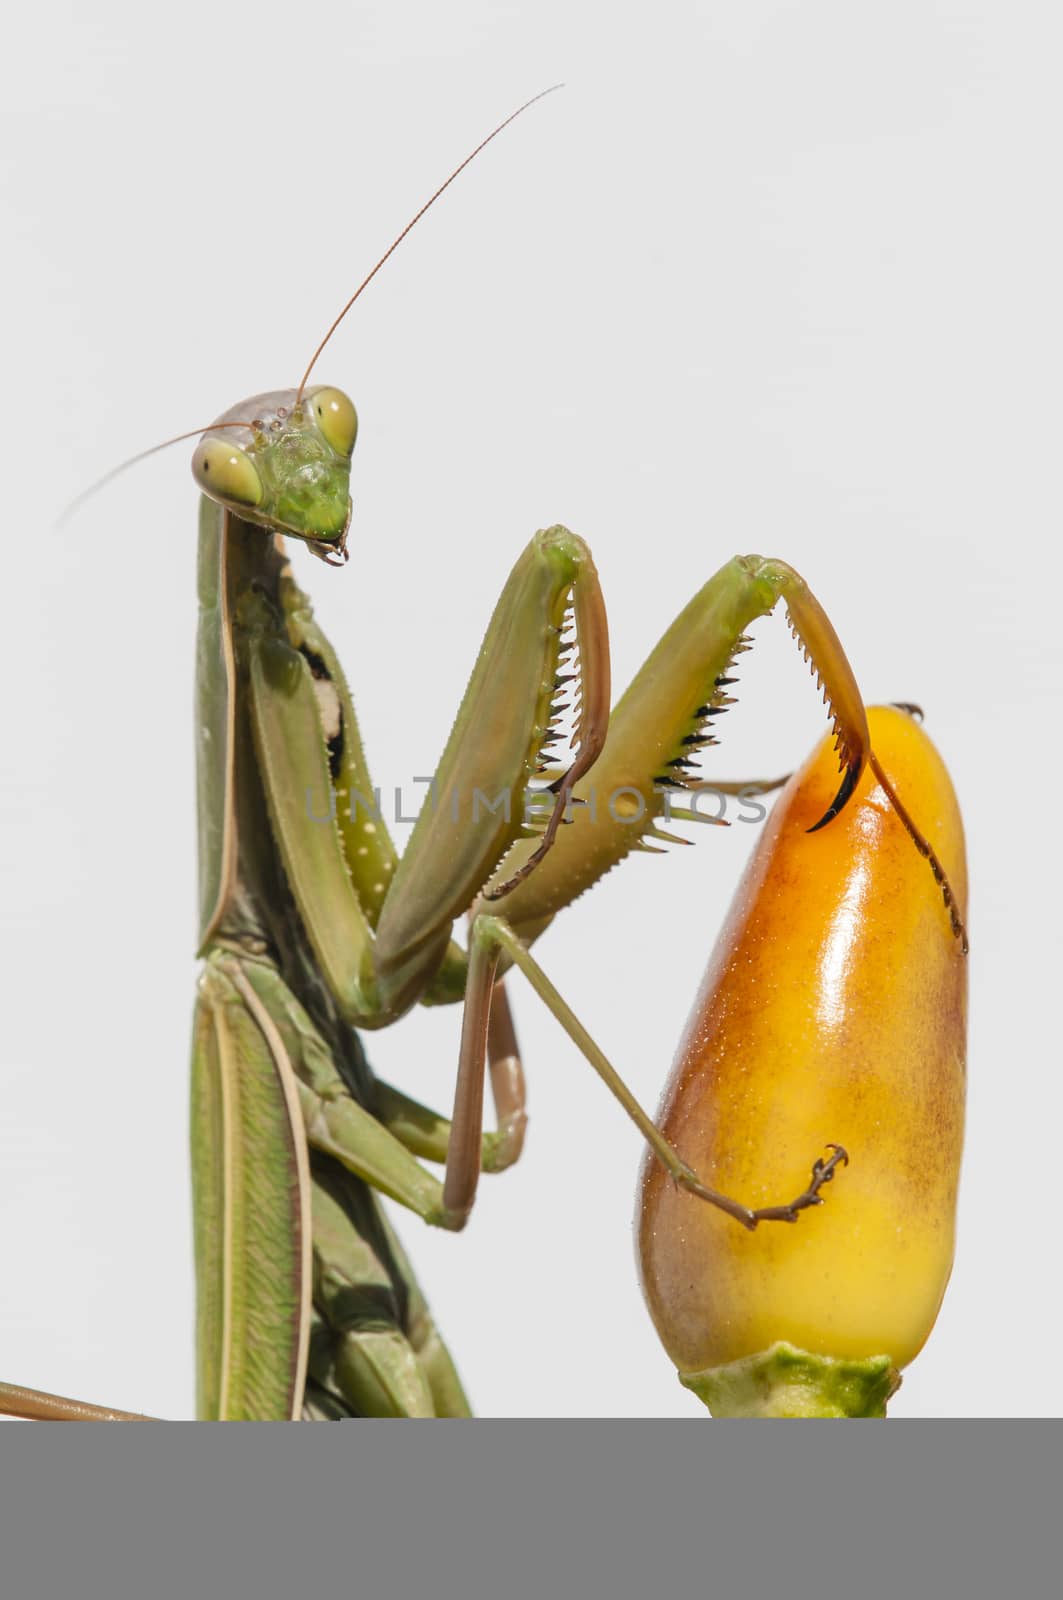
[{"left": 680, "top": 1341, "right": 901, "bottom": 1418}]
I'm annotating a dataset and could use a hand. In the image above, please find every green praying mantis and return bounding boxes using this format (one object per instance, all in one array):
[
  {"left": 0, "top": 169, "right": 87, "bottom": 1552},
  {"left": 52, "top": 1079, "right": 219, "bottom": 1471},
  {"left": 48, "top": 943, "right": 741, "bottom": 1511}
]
[{"left": 0, "top": 92, "right": 962, "bottom": 1422}]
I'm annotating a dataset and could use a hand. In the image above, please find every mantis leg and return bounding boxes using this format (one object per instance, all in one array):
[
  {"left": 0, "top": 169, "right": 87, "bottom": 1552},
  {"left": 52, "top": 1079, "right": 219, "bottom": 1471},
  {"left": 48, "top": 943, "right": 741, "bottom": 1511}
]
[
  {"left": 307, "top": 1157, "right": 467, "bottom": 1418},
  {"left": 243, "top": 523, "right": 610, "bottom": 1024},
  {"left": 439, "top": 555, "right": 962, "bottom": 1225},
  {"left": 483, "top": 553, "right": 873, "bottom": 932},
  {"left": 438, "top": 555, "right": 882, "bottom": 1224},
  {"left": 472, "top": 549, "right": 958, "bottom": 1006},
  {"left": 220, "top": 951, "right": 519, "bottom": 1207},
  {"left": 0, "top": 1384, "right": 151, "bottom": 1421},
  {"left": 374, "top": 976, "right": 527, "bottom": 1175},
  {"left": 221, "top": 952, "right": 453, "bottom": 1225},
  {"left": 375, "top": 1206, "right": 471, "bottom": 1417},
  {"left": 444, "top": 915, "right": 847, "bottom": 1230}
]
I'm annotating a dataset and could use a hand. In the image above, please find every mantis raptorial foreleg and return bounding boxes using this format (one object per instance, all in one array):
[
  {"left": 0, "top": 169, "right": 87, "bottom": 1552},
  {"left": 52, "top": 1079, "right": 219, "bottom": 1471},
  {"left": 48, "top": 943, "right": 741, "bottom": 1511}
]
[
  {"left": 237, "top": 516, "right": 609, "bottom": 1027},
  {"left": 436, "top": 554, "right": 962, "bottom": 1227}
]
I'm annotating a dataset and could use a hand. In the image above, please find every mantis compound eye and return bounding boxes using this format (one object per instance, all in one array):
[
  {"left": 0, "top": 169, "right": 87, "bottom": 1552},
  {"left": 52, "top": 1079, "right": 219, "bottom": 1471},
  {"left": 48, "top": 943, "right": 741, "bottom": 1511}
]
[
  {"left": 192, "top": 438, "right": 264, "bottom": 508},
  {"left": 309, "top": 386, "right": 358, "bottom": 457}
]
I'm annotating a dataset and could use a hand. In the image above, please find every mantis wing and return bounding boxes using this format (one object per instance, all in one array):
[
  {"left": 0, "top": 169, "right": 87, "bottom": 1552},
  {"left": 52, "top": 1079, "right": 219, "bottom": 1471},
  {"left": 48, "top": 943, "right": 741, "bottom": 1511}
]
[{"left": 191, "top": 954, "right": 312, "bottom": 1421}]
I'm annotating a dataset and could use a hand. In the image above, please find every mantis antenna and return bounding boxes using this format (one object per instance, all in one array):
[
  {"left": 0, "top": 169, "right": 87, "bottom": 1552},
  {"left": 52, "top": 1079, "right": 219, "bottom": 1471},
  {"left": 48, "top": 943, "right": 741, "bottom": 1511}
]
[
  {"left": 58, "top": 87, "right": 563, "bottom": 528},
  {"left": 57, "top": 422, "right": 259, "bottom": 528},
  {"left": 295, "top": 84, "right": 564, "bottom": 400}
]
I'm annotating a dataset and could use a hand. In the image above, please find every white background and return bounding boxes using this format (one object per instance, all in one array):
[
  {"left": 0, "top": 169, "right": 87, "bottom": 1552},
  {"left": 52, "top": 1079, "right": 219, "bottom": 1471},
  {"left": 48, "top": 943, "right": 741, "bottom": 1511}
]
[{"left": 3, "top": 1, "right": 1060, "bottom": 1417}]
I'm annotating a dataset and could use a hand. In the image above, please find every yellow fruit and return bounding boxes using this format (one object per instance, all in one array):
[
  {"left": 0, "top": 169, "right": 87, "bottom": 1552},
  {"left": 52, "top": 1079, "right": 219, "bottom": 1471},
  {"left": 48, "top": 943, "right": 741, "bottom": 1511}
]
[{"left": 637, "top": 706, "right": 967, "bottom": 1416}]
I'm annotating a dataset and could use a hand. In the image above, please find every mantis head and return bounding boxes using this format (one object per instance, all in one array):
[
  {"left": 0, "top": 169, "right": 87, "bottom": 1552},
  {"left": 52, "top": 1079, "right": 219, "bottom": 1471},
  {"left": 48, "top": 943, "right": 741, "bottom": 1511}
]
[
  {"left": 60, "top": 91, "right": 558, "bottom": 551},
  {"left": 187, "top": 86, "right": 560, "bottom": 565},
  {"left": 192, "top": 386, "right": 357, "bottom": 562}
]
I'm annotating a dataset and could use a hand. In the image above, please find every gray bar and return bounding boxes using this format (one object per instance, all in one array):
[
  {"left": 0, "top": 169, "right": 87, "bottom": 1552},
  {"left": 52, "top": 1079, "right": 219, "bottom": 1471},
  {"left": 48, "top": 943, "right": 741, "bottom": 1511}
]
[{"left": 0, "top": 1421, "right": 1059, "bottom": 1599}]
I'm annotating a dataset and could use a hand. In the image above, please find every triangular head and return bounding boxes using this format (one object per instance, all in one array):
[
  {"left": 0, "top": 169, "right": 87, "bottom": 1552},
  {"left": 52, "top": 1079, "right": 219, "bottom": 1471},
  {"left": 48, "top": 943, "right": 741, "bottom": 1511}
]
[{"left": 193, "top": 386, "right": 357, "bottom": 562}]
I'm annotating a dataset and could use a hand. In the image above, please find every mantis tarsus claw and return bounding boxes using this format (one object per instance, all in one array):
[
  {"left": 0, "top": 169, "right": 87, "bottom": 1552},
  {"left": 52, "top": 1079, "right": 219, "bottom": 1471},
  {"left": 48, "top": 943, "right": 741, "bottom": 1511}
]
[
  {"left": 671, "top": 1141, "right": 849, "bottom": 1230},
  {"left": 743, "top": 1142, "right": 850, "bottom": 1229}
]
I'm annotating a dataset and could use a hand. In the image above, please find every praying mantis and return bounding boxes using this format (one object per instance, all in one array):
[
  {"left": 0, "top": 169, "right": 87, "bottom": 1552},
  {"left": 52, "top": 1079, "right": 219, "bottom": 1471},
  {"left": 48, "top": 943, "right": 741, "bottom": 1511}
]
[{"left": 0, "top": 93, "right": 965, "bottom": 1422}]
